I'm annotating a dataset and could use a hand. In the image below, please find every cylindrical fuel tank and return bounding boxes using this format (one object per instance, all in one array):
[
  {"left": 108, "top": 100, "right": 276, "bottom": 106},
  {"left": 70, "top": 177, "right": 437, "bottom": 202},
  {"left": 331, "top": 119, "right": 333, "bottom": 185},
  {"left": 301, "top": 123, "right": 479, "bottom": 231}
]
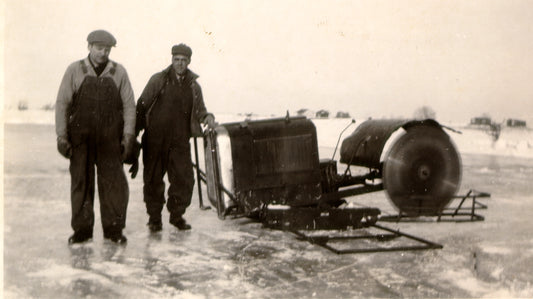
[{"left": 340, "top": 119, "right": 461, "bottom": 216}]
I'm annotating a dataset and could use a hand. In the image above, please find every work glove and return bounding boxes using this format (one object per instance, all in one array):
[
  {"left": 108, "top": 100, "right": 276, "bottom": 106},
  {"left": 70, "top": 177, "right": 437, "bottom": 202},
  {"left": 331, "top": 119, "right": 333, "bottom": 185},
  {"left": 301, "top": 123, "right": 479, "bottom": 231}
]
[
  {"left": 128, "top": 160, "right": 139, "bottom": 179},
  {"left": 122, "top": 136, "right": 142, "bottom": 179},
  {"left": 121, "top": 134, "right": 136, "bottom": 162},
  {"left": 57, "top": 136, "right": 72, "bottom": 159},
  {"left": 203, "top": 114, "right": 216, "bottom": 129}
]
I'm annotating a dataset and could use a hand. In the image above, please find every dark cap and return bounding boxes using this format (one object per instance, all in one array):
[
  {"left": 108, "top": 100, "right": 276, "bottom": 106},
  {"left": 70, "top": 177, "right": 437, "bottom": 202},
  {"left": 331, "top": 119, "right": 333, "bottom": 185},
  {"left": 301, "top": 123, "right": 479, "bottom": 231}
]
[
  {"left": 87, "top": 30, "right": 116, "bottom": 47},
  {"left": 171, "top": 43, "right": 192, "bottom": 59}
]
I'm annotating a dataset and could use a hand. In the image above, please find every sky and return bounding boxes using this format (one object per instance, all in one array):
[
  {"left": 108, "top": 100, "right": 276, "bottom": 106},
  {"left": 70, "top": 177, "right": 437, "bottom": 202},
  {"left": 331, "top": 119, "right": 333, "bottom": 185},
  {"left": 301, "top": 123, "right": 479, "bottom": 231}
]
[{"left": 2, "top": 0, "right": 533, "bottom": 123}]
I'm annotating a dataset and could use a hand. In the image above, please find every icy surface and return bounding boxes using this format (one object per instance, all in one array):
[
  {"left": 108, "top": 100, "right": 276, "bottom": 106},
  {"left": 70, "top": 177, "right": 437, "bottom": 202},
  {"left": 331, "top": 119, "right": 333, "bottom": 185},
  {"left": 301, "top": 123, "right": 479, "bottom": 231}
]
[{"left": 3, "top": 112, "right": 533, "bottom": 298}]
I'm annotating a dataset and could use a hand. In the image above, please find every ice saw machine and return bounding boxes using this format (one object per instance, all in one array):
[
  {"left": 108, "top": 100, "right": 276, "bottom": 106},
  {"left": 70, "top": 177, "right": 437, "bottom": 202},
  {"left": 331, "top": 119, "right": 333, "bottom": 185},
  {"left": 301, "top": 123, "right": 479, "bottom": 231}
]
[{"left": 192, "top": 115, "right": 489, "bottom": 254}]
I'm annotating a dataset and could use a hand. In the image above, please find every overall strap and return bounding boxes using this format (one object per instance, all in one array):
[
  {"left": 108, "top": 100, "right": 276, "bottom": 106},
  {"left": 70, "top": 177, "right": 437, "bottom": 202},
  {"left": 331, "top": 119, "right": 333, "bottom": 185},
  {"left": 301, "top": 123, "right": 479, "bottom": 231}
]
[
  {"left": 110, "top": 62, "right": 117, "bottom": 75},
  {"left": 79, "top": 60, "right": 88, "bottom": 74}
]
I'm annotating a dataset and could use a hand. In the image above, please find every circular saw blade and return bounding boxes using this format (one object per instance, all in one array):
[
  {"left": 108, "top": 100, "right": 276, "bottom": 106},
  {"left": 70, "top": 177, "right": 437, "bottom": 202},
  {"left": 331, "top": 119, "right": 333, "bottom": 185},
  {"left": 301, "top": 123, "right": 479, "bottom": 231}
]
[{"left": 383, "top": 124, "right": 461, "bottom": 216}]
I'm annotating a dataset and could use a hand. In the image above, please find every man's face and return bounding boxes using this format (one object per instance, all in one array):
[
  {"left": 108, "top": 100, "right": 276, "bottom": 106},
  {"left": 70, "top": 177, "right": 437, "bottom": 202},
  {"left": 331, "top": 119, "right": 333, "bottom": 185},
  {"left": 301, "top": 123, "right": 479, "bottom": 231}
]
[
  {"left": 172, "top": 55, "right": 190, "bottom": 75},
  {"left": 88, "top": 43, "right": 111, "bottom": 65}
]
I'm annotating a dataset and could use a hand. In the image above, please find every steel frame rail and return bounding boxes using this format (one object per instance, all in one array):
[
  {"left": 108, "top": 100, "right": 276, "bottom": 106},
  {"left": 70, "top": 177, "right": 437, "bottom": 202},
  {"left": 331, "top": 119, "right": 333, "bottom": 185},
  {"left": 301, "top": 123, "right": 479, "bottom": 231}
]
[
  {"left": 379, "top": 189, "right": 489, "bottom": 223},
  {"left": 289, "top": 223, "right": 443, "bottom": 254}
]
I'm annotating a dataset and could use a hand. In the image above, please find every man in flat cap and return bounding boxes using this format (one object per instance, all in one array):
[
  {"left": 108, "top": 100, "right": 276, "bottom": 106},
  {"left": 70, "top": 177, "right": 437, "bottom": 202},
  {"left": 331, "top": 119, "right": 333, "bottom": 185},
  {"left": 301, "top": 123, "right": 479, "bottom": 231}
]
[
  {"left": 135, "top": 43, "right": 215, "bottom": 232},
  {"left": 55, "top": 29, "right": 136, "bottom": 244}
]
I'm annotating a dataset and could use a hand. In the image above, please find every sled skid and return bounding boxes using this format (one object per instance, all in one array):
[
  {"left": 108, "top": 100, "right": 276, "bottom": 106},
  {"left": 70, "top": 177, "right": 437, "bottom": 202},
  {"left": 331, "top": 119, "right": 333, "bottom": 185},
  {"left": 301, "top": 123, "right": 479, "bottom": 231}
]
[{"left": 379, "top": 189, "right": 489, "bottom": 223}]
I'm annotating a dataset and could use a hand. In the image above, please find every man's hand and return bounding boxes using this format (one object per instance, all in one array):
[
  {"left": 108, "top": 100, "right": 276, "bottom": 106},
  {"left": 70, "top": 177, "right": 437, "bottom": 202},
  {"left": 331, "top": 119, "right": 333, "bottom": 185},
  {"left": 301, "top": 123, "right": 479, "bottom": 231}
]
[
  {"left": 57, "top": 136, "right": 72, "bottom": 159},
  {"left": 122, "top": 135, "right": 141, "bottom": 179},
  {"left": 121, "top": 134, "right": 136, "bottom": 162},
  {"left": 128, "top": 160, "right": 139, "bottom": 179},
  {"left": 203, "top": 114, "right": 215, "bottom": 128}
]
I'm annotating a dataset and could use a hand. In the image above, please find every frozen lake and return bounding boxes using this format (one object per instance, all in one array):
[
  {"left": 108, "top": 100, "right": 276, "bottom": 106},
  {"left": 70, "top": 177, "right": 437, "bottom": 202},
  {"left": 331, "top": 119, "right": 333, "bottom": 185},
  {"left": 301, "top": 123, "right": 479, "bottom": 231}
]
[{"left": 3, "top": 117, "right": 533, "bottom": 298}]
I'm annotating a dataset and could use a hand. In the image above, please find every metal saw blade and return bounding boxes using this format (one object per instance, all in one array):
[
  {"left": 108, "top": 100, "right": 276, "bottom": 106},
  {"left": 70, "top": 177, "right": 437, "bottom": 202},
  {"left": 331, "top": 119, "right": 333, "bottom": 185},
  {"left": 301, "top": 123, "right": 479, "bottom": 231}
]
[{"left": 382, "top": 124, "right": 461, "bottom": 216}]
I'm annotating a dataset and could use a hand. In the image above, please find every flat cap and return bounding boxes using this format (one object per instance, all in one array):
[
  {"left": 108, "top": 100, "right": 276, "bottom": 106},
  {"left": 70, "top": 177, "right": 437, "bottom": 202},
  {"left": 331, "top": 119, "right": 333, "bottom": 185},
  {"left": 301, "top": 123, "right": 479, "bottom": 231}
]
[
  {"left": 87, "top": 30, "right": 116, "bottom": 47},
  {"left": 171, "top": 43, "right": 192, "bottom": 58}
]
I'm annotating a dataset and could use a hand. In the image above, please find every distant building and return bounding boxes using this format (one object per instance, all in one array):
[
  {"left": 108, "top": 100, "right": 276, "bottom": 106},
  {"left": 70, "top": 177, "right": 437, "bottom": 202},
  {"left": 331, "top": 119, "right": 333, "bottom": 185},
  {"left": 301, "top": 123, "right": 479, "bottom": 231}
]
[
  {"left": 315, "top": 110, "right": 329, "bottom": 119},
  {"left": 506, "top": 119, "right": 526, "bottom": 127},
  {"left": 17, "top": 101, "right": 28, "bottom": 111},
  {"left": 470, "top": 116, "right": 492, "bottom": 126},
  {"left": 469, "top": 116, "right": 501, "bottom": 140},
  {"left": 244, "top": 113, "right": 254, "bottom": 121},
  {"left": 297, "top": 108, "right": 315, "bottom": 118},
  {"left": 336, "top": 111, "right": 351, "bottom": 118}
]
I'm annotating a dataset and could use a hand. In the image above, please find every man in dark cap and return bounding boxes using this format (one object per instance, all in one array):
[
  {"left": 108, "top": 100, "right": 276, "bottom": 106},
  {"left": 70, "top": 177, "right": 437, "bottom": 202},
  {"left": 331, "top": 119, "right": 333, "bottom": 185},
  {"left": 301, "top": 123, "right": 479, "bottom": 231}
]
[
  {"left": 55, "top": 29, "right": 136, "bottom": 244},
  {"left": 136, "top": 43, "right": 215, "bottom": 232}
]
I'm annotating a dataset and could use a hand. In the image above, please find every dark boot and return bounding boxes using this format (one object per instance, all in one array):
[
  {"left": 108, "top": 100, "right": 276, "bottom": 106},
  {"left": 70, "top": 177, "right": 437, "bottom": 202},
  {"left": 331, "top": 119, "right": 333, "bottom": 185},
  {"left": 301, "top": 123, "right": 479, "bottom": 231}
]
[
  {"left": 103, "top": 228, "right": 127, "bottom": 244},
  {"left": 170, "top": 216, "right": 191, "bottom": 230},
  {"left": 108, "top": 234, "right": 127, "bottom": 244},
  {"left": 147, "top": 219, "right": 162, "bottom": 232},
  {"left": 68, "top": 229, "right": 93, "bottom": 244}
]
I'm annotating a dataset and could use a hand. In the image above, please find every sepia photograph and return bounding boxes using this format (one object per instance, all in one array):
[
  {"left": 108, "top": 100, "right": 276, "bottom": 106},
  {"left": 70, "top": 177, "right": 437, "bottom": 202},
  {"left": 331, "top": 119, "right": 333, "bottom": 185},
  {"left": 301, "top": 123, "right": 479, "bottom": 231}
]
[{"left": 2, "top": 0, "right": 533, "bottom": 298}]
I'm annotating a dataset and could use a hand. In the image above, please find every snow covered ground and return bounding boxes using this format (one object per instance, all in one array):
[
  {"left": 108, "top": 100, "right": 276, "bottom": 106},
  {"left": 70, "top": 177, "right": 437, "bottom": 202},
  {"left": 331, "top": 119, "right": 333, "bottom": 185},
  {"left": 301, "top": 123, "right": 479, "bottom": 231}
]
[{"left": 3, "top": 110, "right": 533, "bottom": 298}]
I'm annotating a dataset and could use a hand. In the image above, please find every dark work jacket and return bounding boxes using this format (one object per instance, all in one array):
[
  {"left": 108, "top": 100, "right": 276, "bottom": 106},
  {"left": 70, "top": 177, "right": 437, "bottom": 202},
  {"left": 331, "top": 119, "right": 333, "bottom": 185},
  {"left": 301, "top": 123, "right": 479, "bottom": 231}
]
[
  {"left": 146, "top": 69, "right": 192, "bottom": 143},
  {"left": 135, "top": 66, "right": 211, "bottom": 138}
]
